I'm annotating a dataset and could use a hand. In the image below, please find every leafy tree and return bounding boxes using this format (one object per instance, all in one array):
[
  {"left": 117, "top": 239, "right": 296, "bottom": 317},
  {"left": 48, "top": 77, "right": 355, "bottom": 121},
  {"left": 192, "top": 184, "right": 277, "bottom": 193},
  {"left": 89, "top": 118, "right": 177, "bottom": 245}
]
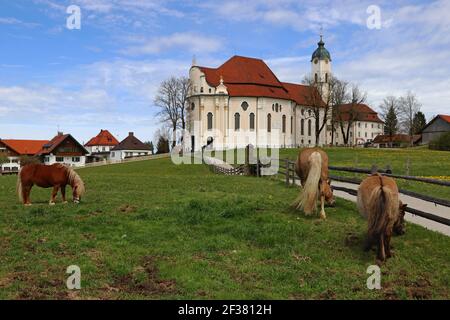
[{"left": 412, "top": 111, "right": 426, "bottom": 134}]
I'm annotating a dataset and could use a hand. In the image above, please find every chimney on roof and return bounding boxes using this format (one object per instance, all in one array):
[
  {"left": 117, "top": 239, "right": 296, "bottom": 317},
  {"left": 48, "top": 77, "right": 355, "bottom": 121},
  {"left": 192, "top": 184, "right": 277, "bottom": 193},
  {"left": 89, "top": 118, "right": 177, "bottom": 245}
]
[
  {"left": 129, "top": 132, "right": 134, "bottom": 137},
  {"left": 57, "top": 131, "right": 64, "bottom": 136}
]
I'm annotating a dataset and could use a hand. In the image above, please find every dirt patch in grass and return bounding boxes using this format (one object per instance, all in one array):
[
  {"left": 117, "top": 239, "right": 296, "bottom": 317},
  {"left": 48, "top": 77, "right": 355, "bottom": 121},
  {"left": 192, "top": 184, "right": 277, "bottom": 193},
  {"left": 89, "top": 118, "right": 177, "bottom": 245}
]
[
  {"left": 119, "top": 205, "right": 137, "bottom": 214},
  {"left": 383, "top": 273, "right": 433, "bottom": 300},
  {"left": 406, "top": 278, "right": 432, "bottom": 299},
  {"left": 319, "top": 289, "right": 337, "bottom": 299},
  {"left": 111, "top": 256, "right": 177, "bottom": 296},
  {"left": 8, "top": 271, "right": 78, "bottom": 300}
]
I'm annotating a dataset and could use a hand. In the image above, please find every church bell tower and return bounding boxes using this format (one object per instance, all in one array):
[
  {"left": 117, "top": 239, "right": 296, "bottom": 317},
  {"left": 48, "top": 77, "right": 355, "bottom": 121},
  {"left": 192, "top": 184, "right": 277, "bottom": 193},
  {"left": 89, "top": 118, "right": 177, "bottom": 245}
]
[{"left": 311, "top": 34, "right": 332, "bottom": 100}]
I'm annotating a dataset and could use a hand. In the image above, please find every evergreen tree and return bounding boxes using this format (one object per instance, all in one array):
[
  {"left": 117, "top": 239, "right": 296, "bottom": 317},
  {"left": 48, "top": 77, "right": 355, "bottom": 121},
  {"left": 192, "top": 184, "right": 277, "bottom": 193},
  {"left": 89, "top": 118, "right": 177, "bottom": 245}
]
[
  {"left": 149, "top": 141, "right": 154, "bottom": 155},
  {"left": 412, "top": 111, "right": 426, "bottom": 134},
  {"left": 384, "top": 105, "right": 398, "bottom": 147},
  {"left": 156, "top": 136, "right": 170, "bottom": 154}
]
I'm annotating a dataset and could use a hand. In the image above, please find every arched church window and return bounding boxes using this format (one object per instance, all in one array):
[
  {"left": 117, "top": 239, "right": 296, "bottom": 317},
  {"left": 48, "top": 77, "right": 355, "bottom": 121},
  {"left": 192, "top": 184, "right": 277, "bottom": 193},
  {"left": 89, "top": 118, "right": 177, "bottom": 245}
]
[
  {"left": 301, "top": 119, "right": 305, "bottom": 135},
  {"left": 267, "top": 114, "right": 272, "bottom": 133},
  {"left": 249, "top": 113, "right": 255, "bottom": 130},
  {"left": 241, "top": 101, "right": 249, "bottom": 111},
  {"left": 308, "top": 119, "right": 312, "bottom": 136},
  {"left": 291, "top": 116, "right": 293, "bottom": 134},
  {"left": 191, "top": 103, "right": 195, "bottom": 111},
  {"left": 207, "top": 112, "right": 213, "bottom": 130},
  {"left": 301, "top": 108, "right": 304, "bottom": 115},
  {"left": 275, "top": 103, "right": 279, "bottom": 112},
  {"left": 315, "top": 73, "right": 318, "bottom": 83},
  {"left": 234, "top": 113, "right": 240, "bottom": 131},
  {"left": 272, "top": 104, "right": 275, "bottom": 111},
  {"left": 325, "top": 73, "right": 328, "bottom": 83},
  {"left": 282, "top": 115, "right": 286, "bottom": 133}
]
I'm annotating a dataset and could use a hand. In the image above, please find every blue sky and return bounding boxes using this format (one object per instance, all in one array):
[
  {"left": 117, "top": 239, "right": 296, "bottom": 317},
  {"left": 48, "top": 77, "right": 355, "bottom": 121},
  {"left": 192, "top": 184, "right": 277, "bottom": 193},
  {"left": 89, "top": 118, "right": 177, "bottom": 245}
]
[{"left": 1, "top": 0, "right": 449, "bottom": 143}]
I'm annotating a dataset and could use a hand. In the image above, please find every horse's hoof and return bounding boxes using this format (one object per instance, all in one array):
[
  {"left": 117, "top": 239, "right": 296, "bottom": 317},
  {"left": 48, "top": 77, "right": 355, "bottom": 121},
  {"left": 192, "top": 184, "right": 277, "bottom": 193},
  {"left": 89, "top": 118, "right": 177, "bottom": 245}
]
[
  {"left": 49, "top": 202, "right": 56, "bottom": 206},
  {"left": 319, "top": 213, "right": 327, "bottom": 220},
  {"left": 63, "top": 201, "right": 68, "bottom": 204},
  {"left": 24, "top": 204, "right": 32, "bottom": 207}
]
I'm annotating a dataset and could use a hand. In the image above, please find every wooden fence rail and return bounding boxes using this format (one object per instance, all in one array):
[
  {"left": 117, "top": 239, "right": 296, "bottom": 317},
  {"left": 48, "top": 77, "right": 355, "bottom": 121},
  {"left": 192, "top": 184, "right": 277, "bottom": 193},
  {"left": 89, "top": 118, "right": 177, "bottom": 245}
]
[{"left": 279, "top": 159, "right": 450, "bottom": 226}]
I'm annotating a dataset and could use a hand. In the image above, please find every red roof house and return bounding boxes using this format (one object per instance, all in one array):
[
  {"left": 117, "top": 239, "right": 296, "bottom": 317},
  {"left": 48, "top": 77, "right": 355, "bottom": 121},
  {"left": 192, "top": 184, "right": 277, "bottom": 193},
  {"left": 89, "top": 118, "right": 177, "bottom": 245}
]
[
  {"left": 0, "top": 139, "right": 50, "bottom": 156},
  {"left": 335, "top": 103, "right": 384, "bottom": 123},
  {"left": 85, "top": 129, "right": 119, "bottom": 147}
]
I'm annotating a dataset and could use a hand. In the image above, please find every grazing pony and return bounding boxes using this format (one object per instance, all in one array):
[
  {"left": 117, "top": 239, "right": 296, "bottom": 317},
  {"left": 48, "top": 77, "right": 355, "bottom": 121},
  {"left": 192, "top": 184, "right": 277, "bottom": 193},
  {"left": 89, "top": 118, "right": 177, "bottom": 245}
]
[
  {"left": 357, "top": 173, "right": 407, "bottom": 262},
  {"left": 293, "top": 148, "right": 335, "bottom": 219},
  {"left": 16, "top": 163, "right": 85, "bottom": 206}
]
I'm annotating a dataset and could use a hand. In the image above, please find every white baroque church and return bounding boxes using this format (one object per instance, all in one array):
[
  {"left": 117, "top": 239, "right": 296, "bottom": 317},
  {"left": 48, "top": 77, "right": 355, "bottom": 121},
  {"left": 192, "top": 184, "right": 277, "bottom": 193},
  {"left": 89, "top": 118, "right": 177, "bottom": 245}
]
[{"left": 186, "top": 36, "right": 383, "bottom": 151}]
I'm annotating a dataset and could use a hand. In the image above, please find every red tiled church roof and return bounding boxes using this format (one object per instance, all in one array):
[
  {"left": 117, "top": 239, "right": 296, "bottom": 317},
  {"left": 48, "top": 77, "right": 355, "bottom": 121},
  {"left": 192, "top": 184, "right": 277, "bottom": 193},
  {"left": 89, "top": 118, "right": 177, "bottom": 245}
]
[
  {"left": 197, "top": 56, "right": 293, "bottom": 100},
  {"left": 196, "top": 56, "right": 325, "bottom": 105},
  {"left": 336, "top": 103, "right": 384, "bottom": 123},
  {"left": 0, "top": 139, "right": 49, "bottom": 155},
  {"left": 282, "top": 82, "right": 323, "bottom": 106},
  {"left": 85, "top": 129, "right": 119, "bottom": 147}
]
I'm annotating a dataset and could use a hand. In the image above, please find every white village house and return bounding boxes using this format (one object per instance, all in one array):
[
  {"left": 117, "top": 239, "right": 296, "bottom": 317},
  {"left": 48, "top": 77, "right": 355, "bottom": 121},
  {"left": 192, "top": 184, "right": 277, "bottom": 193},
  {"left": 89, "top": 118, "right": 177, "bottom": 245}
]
[
  {"left": 110, "top": 132, "right": 152, "bottom": 161},
  {"left": 37, "top": 132, "right": 89, "bottom": 167},
  {"left": 0, "top": 132, "right": 88, "bottom": 170},
  {"left": 85, "top": 129, "right": 119, "bottom": 161}
]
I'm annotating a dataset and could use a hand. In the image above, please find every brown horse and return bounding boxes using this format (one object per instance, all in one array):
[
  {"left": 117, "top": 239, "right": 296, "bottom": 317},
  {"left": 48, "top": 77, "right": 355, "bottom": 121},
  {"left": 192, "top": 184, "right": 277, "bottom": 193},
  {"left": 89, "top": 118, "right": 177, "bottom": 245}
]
[
  {"left": 293, "top": 148, "right": 335, "bottom": 219},
  {"left": 357, "top": 173, "right": 407, "bottom": 262},
  {"left": 16, "top": 163, "right": 85, "bottom": 206}
]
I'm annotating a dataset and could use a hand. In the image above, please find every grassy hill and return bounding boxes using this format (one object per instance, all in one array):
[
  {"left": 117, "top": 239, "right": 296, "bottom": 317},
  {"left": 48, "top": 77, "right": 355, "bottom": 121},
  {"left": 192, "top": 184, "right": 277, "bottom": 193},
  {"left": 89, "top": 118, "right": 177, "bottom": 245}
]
[{"left": 0, "top": 158, "right": 449, "bottom": 299}]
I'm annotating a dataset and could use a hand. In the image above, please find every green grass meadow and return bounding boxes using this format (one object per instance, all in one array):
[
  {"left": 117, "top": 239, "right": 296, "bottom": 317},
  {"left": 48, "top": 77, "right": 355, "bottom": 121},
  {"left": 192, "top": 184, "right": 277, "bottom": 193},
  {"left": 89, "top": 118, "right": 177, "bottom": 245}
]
[{"left": 0, "top": 152, "right": 449, "bottom": 299}]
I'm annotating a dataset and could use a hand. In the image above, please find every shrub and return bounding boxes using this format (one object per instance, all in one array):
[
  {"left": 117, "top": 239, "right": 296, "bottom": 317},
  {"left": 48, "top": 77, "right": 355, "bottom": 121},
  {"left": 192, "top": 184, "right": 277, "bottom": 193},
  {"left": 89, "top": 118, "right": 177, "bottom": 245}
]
[{"left": 429, "top": 132, "right": 450, "bottom": 151}]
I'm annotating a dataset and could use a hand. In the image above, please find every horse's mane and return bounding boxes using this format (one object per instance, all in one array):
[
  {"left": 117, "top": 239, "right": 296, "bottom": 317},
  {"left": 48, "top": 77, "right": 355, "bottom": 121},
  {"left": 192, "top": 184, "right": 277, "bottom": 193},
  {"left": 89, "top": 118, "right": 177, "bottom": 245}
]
[{"left": 65, "top": 165, "right": 85, "bottom": 196}]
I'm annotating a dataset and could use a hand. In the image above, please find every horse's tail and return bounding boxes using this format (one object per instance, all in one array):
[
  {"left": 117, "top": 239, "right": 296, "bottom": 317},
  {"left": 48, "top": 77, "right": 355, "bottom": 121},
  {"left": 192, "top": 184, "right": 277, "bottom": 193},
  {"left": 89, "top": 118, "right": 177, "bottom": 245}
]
[
  {"left": 293, "top": 151, "right": 322, "bottom": 215},
  {"left": 367, "top": 178, "right": 398, "bottom": 238},
  {"left": 16, "top": 168, "right": 23, "bottom": 203},
  {"left": 66, "top": 166, "right": 85, "bottom": 196}
]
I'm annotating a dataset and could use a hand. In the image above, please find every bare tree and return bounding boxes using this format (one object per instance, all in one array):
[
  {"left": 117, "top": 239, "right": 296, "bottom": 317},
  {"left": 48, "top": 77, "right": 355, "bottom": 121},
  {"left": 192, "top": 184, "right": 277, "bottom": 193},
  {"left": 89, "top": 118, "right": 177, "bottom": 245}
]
[
  {"left": 176, "top": 76, "right": 191, "bottom": 131},
  {"left": 399, "top": 91, "right": 421, "bottom": 146},
  {"left": 301, "top": 74, "right": 338, "bottom": 146},
  {"left": 329, "top": 78, "right": 349, "bottom": 145},
  {"left": 379, "top": 96, "right": 400, "bottom": 147},
  {"left": 154, "top": 77, "right": 180, "bottom": 149},
  {"left": 336, "top": 84, "right": 367, "bottom": 145}
]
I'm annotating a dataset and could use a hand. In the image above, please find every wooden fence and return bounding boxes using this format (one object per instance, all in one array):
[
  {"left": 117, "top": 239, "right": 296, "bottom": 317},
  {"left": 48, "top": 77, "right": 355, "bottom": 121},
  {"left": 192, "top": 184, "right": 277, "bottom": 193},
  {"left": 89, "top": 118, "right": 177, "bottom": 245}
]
[
  {"left": 279, "top": 159, "right": 450, "bottom": 227},
  {"left": 208, "top": 164, "right": 246, "bottom": 175}
]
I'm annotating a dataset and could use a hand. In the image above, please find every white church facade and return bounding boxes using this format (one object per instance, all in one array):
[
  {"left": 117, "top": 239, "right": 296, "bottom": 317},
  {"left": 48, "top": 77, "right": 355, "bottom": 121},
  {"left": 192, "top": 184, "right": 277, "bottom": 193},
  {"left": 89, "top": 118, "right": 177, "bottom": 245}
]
[{"left": 186, "top": 36, "right": 383, "bottom": 151}]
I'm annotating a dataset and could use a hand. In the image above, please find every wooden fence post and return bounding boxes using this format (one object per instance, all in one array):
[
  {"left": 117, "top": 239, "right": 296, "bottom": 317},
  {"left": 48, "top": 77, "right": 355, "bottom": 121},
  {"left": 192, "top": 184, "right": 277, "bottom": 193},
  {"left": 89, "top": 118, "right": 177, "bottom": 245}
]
[
  {"left": 386, "top": 164, "right": 392, "bottom": 174},
  {"left": 285, "top": 158, "right": 289, "bottom": 186},
  {"left": 291, "top": 161, "right": 296, "bottom": 185}
]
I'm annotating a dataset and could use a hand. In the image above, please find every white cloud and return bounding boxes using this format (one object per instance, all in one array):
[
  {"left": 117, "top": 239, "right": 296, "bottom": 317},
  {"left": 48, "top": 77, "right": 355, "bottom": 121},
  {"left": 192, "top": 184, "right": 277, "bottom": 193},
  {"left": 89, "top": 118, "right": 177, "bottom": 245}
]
[
  {"left": 122, "top": 32, "right": 222, "bottom": 55},
  {"left": 0, "top": 17, "right": 40, "bottom": 28}
]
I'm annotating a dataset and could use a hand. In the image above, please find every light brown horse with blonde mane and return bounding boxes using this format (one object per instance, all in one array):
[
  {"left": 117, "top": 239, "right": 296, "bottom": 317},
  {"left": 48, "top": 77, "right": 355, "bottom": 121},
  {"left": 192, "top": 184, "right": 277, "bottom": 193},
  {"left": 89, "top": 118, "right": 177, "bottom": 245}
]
[
  {"left": 17, "top": 163, "right": 85, "bottom": 206},
  {"left": 357, "top": 173, "right": 407, "bottom": 262},
  {"left": 293, "top": 148, "right": 335, "bottom": 219}
]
